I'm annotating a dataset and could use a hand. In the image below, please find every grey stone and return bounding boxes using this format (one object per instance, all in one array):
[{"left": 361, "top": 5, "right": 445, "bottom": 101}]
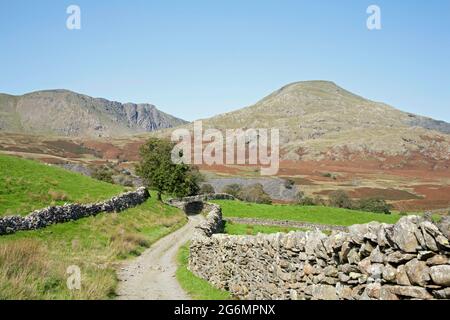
[
  {"left": 364, "top": 283, "right": 381, "bottom": 299},
  {"left": 379, "top": 287, "right": 399, "bottom": 300},
  {"left": 429, "top": 265, "right": 450, "bottom": 286},
  {"left": 386, "top": 285, "right": 433, "bottom": 300},
  {"left": 433, "top": 288, "right": 450, "bottom": 299},
  {"left": 336, "top": 283, "right": 353, "bottom": 300},
  {"left": 347, "top": 248, "right": 361, "bottom": 265},
  {"left": 382, "top": 264, "right": 397, "bottom": 282},
  {"left": 404, "top": 259, "right": 430, "bottom": 286},
  {"left": 385, "top": 251, "right": 416, "bottom": 264},
  {"left": 437, "top": 216, "right": 450, "bottom": 239},
  {"left": 311, "top": 284, "right": 338, "bottom": 300},
  {"left": 390, "top": 216, "right": 421, "bottom": 253},
  {"left": 426, "top": 255, "right": 449, "bottom": 266},
  {"left": 396, "top": 265, "right": 411, "bottom": 286},
  {"left": 369, "top": 246, "right": 384, "bottom": 263}
]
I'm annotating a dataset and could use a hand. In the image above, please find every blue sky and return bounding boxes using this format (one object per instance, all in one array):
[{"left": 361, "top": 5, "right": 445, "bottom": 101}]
[{"left": 0, "top": 0, "right": 449, "bottom": 122}]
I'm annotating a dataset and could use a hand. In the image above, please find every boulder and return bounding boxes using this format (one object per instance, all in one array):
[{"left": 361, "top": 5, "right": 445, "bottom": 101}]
[
  {"left": 336, "top": 283, "right": 353, "bottom": 300},
  {"left": 311, "top": 284, "right": 338, "bottom": 300},
  {"left": 379, "top": 287, "right": 399, "bottom": 300},
  {"left": 426, "top": 255, "right": 449, "bottom": 266},
  {"left": 390, "top": 216, "right": 421, "bottom": 253},
  {"left": 385, "top": 251, "right": 416, "bottom": 264},
  {"left": 386, "top": 285, "right": 433, "bottom": 300},
  {"left": 429, "top": 265, "right": 450, "bottom": 286},
  {"left": 364, "top": 282, "right": 381, "bottom": 299},
  {"left": 404, "top": 259, "right": 430, "bottom": 286},
  {"left": 437, "top": 216, "right": 450, "bottom": 239}
]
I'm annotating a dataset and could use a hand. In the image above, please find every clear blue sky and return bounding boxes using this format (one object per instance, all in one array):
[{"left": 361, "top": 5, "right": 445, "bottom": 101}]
[{"left": 0, "top": 0, "right": 449, "bottom": 122}]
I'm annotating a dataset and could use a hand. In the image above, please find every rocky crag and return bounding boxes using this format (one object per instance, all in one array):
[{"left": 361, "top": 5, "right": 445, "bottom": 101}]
[
  {"left": 0, "top": 90, "right": 187, "bottom": 137},
  {"left": 190, "top": 203, "right": 450, "bottom": 300},
  {"left": 0, "top": 187, "right": 150, "bottom": 235}
]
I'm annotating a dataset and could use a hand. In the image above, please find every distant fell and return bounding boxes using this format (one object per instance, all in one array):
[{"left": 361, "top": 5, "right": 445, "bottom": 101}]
[{"left": 0, "top": 90, "right": 187, "bottom": 137}]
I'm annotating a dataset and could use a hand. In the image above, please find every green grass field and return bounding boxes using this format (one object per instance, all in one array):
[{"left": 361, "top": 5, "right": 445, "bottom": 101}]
[
  {"left": 0, "top": 155, "right": 187, "bottom": 300},
  {"left": 213, "top": 200, "right": 402, "bottom": 226},
  {"left": 176, "top": 243, "right": 231, "bottom": 300},
  {"left": 0, "top": 154, "right": 125, "bottom": 216},
  {"left": 224, "top": 221, "right": 307, "bottom": 235}
]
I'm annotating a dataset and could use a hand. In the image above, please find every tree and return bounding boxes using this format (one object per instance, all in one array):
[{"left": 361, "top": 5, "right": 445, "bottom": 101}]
[
  {"left": 238, "top": 184, "right": 272, "bottom": 205},
  {"left": 200, "top": 183, "right": 215, "bottom": 194},
  {"left": 329, "top": 190, "right": 353, "bottom": 209},
  {"left": 357, "top": 198, "right": 392, "bottom": 214},
  {"left": 136, "top": 138, "right": 201, "bottom": 200}
]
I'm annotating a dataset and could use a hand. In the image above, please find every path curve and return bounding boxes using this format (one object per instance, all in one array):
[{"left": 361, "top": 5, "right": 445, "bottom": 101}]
[{"left": 116, "top": 214, "right": 204, "bottom": 300}]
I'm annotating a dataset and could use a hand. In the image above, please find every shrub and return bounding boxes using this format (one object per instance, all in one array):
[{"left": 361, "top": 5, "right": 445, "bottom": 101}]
[
  {"left": 200, "top": 184, "right": 215, "bottom": 194},
  {"left": 222, "top": 184, "right": 243, "bottom": 198},
  {"left": 298, "top": 197, "right": 315, "bottom": 206},
  {"left": 237, "top": 184, "right": 272, "bottom": 205},
  {"left": 295, "top": 191, "right": 315, "bottom": 206},
  {"left": 91, "top": 166, "right": 114, "bottom": 184},
  {"left": 284, "top": 179, "right": 295, "bottom": 190},
  {"left": 328, "top": 190, "right": 353, "bottom": 209},
  {"left": 313, "top": 196, "right": 326, "bottom": 206},
  {"left": 322, "top": 172, "right": 336, "bottom": 180},
  {"left": 115, "top": 175, "right": 134, "bottom": 187},
  {"left": 357, "top": 198, "right": 392, "bottom": 214}
]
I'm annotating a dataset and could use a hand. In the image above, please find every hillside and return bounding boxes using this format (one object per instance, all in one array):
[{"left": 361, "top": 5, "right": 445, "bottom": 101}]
[
  {"left": 0, "top": 154, "right": 126, "bottom": 216},
  {"left": 0, "top": 154, "right": 186, "bottom": 299},
  {"left": 195, "top": 81, "right": 450, "bottom": 162},
  {"left": 0, "top": 90, "right": 187, "bottom": 138}
]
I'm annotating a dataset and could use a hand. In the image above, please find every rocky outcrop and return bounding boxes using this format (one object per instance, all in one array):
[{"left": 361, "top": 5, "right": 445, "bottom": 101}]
[
  {"left": 0, "top": 90, "right": 187, "bottom": 137},
  {"left": 189, "top": 208, "right": 450, "bottom": 300},
  {"left": 0, "top": 187, "right": 150, "bottom": 235}
]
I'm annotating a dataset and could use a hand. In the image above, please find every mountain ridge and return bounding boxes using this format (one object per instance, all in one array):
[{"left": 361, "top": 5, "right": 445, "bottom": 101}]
[
  {"left": 168, "top": 81, "right": 450, "bottom": 162},
  {"left": 0, "top": 89, "right": 187, "bottom": 138}
]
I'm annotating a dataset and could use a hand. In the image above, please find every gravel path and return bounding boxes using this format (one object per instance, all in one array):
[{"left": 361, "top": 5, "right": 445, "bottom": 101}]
[{"left": 116, "top": 214, "right": 204, "bottom": 300}]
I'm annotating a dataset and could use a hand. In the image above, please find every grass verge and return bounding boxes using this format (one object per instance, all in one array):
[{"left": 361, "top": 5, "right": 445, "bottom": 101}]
[
  {"left": 213, "top": 200, "right": 401, "bottom": 226},
  {"left": 0, "top": 194, "right": 186, "bottom": 300},
  {"left": 176, "top": 243, "right": 231, "bottom": 300}
]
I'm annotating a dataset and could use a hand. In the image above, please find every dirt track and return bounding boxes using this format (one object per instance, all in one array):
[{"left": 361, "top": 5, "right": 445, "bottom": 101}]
[{"left": 116, "top": 215, "right": 203, "bottom": 300}]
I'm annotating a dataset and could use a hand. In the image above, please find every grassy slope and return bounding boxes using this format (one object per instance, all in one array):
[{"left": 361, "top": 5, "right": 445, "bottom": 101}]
[
  {"left": 213, "top": 200, "right": 401, "bottom": 226},
  {"left": 0, "top": 155, "right": 187, "bottom": 299},
  {"left": 0, "top": 193, "right": 186, "bottom": 300},
  {"left": 176, "top": 243, "right": 231, "bottom": 300},
  {"left": 0, "top": 154, "right": 124, "bottom": 216}
]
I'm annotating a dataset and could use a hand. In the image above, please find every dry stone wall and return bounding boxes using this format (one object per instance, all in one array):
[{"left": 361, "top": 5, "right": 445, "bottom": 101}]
[
  {"left": 0, "top": 187, "right": 150, "bottom": 235},
  {"left": 189, "top": 205, "right": 450, "bottom": 300},
  {"left": 166, "top": 193, "right": 234, "bottom": 215}
]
